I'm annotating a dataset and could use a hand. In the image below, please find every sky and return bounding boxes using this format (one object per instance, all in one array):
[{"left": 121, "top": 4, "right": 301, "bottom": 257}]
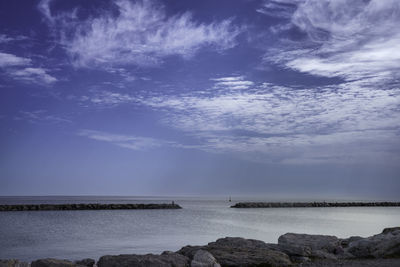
[{"left": 0, "top": 0, "right": 399, "bottom": 199}]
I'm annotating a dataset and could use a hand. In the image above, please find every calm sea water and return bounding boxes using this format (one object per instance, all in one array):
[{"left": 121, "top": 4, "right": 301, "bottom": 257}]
[{"left": 0, "top": 196, "right": 400, "bottom": 261}]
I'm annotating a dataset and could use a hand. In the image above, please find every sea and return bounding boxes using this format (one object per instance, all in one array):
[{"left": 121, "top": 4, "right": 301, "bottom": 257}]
[{"left": 1, "top": 196, "right": 400, "bottom": 261}]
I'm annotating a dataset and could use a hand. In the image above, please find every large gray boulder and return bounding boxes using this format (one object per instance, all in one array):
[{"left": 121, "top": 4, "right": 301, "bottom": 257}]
[
  {"left": 208, "top": 237, "right": 271, "bottom": 250},
  {"left": 276, "top": 232, "right": 345, "bottom": 262},
  {"left": 190, "top": 250, "right": 220, "bottom": 267},
  {"left": 0, "top": 259, "right": 29, "bottom": 267},
  {"left": 74, "top": 259, "right": 95, "bottom": 267},
  {"left": 179, "top": 237, "right": 291, "bottom": 267},
  {"left": 340, "top": 236, "right": 364, "bottom": 248},
  {"left": 31, "top": 258, "right": 85, "bottom": 267},
  {"left": 177, "top": 246, "right": 203, "bottom": 259},
  {"left": 278, "top": 233, "right": 340, "bottom": 254},
  {"left": 347, "top": 227, "right": 400, "bottom": 258},
  {"left": 97, "top": 252, "right": 189, "bottom": 267},
  {"left": 382, "top": 227, "right": 400, "bottom": 234}
]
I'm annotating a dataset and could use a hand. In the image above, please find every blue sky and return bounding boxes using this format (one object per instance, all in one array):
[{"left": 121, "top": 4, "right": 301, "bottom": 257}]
[{"left": 1, "top": 0, "right": 399, "bottom": 198}]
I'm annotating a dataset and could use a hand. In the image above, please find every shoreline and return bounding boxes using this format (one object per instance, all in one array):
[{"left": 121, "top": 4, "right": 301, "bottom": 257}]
[
  {"left": 231, "top": 201, "right": 400, "bottom": 208},
  {"left": 0, "top": 203, "right": 182, "bottom": 211},
  {"left": 1, "top": 227, "right": 399, "bottom": 267}
]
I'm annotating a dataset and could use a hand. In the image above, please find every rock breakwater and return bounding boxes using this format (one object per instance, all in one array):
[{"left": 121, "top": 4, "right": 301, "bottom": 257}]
[
  {"left": 0, "top": 203, "right": 182, "bottom": 211},
  {"left": 231, "top": 202, "right": 400, "bottom": 208}
]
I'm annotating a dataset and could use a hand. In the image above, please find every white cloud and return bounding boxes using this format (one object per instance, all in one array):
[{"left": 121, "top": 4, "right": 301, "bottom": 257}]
[
  {"left": 0, "top": 52, "right": 31, "bottom": 67},
  {"left": 0, "top": 51, "right": 57, "bottom": 84},
  {"left": 75, "top": 78, "right": 400, "bottom": 164},
  {"left": 11, "top": 67, "right": 57, "bottom": 84},
  {"left": 0, "top": 34, "right": 28, "bottom": 44},
  {"left": 211, "top": 76, "right": 254, "bottom": 90},
  {"left": 0, "top": 34, "right": 13, "bottom": 43},
  {"left": 38, "top": 0, "right": 54, "bottom": 23},
  {"left": 77, "top": 73, "right": 400, "bottom": 163},
  {"left": 134, "top": 78, "right": 400, "bottom": 164},
  {"left": 40, "top": 0, "right": 241, "bottom": 68},
  {"left": 80, "top": 91, "right": 136, "bottom": 106},
  {"left": 78, "top": 129, "right": 174, "bottom": 150},
  {"left": 257, "top": 0, "right": 304, "bottom": 18},
  {"left": 265, "top": 0, "right": 400, "bottom": 81}
]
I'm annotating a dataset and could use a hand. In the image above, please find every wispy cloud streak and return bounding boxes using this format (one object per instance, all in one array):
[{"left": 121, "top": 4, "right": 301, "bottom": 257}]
[
  {"left": 39, "top": 0, "right": 241, "bottom": 68},
  {"left": 211, "top": 76, "right": 254, "bottom": 90},
  {"left": 0, "top": 53, "right": 57, "bottom": 84},
  {"left": 78, "top": 77, "right": 400, "bottom": 164},
  {"left": 264, "top": 0, "right": 400, "bottom": 81},
  {"left": 0, "top": 52, "right": 31, "bottom": 67},
  {"left": 78, "top": 129, "right": 175, "bottom": 151}
]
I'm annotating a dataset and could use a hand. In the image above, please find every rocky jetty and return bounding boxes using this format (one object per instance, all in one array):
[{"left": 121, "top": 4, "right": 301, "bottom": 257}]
[
  {"left": 0, "top": 203, "right": 182, "bottom": 211},
  {"left": 231, "top": 202, "right": 400, "bottom": 208},
  {"left": 1, "top": 227, "right": 399, "bottom": 266}
]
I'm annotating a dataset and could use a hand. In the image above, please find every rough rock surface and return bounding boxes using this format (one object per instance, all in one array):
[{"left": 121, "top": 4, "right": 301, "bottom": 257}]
[
  {"left": 299, "top": 258, "right": 400, "bottom": 267},
  {"left": 97, "top": 252, "right": 189, "bottom": 267},
  {"left": 382, "top": 227, "right": 400, "bottom": 234},
  {"left": 190, "top": 250, "right": 220, "bottom": 267},
  {"left": 347, "top": 227, "right": 400, "bottom": 258},
  {"left": 340, "top": 236, "right": 363, "bottom": 248},
  {"left": 277, "top": 233, "right": 342, "bottom": 260},
  {"left": 179, "top": 237, "right": 292, "bottom": 267},
  {"left": 273, "top": 226, "right": 400, "bottom": 262},
  {"left": 74, "top": 259, "right": 95, "bottom": 267},
  {"left": 278, "top": 233, "right": 340, "bottom": 254},
  {"left": 31, "top": 258, "right": 85, "bottom": 267}
]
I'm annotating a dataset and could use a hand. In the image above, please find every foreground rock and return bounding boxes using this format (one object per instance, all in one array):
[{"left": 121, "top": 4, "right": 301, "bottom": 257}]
[
  {"left": 231, "top": 202, "right": 400, "bottom": 208},
  {"left": 274, "top": 226, "right": 400, "bottom": 263},
  {"left": 179, "top": 237, "right": 292, "bottom": 267},
  {"left": 97, "top": 252, "right": 189, "bottom": 267},
  {"left": 74, "top": 259, "right": 95, "bottom": 267},
  {"left": 190, "top": 250, "right": 220, "bottom": 267},
  {"left": 0, "top": 203, "right": 182, "bottom": 211},
  {"left": 300, "top": 258, "right": 400, "bottom": 267},
  {"left": 1, "top": 227, "right": 399, "bottom": 267},
  {"left": 31, "top": 258, "right": 86, "bottom": 267},
  {"left": 345, "top": 227, "right": 400, "bottom": 258},
  {"left": 177, "top": 227, "right": 400, "bottom": 266},
  {"left": 278, "top": 233, "right": 342, "bottom": 260}
]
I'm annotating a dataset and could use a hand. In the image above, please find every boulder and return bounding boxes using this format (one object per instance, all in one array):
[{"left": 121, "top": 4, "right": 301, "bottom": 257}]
[
  {"left": 179, "top": 237, "right": 291, "bottom": 267},
  {"left": 347, "top": 227, "right": 400, "bottom": 258},
  {"left": 74, "top": 259, "right": 95, "bottom": 267},
  {"left": 277, "top": 242, "right": 312, "bottom": 257},
  {"left": 190, "top": 250, "right": 220, "bottom": 267},
  {"left": 276, "top": 233, "right": 345, "bottom": 261},
  {"left": 341, "top": 236, "right": 363, "bottom": 248},
  {"left": 97, "top": 252, "right": 190, "bottom": 267},
  {"left": 382, "top": 227, "right": 400, "bottom": 235},
  {"left": 0, "top": 259, "right": 29, "bottom": 267},
  {"left": 205, "top": 247, "right": 291, "bottom": 267},
  {"left": 278, "top": 233, "right": 340, "bottom": 254},
  {"left": 177, "top": 246, "right": 203, "bottom": 259},
  {"left": 31, "top": 258, "right": 85, "bottom": 267},
  {"left": 207, "top": 237, "right": 270, "bottom": 250}
]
